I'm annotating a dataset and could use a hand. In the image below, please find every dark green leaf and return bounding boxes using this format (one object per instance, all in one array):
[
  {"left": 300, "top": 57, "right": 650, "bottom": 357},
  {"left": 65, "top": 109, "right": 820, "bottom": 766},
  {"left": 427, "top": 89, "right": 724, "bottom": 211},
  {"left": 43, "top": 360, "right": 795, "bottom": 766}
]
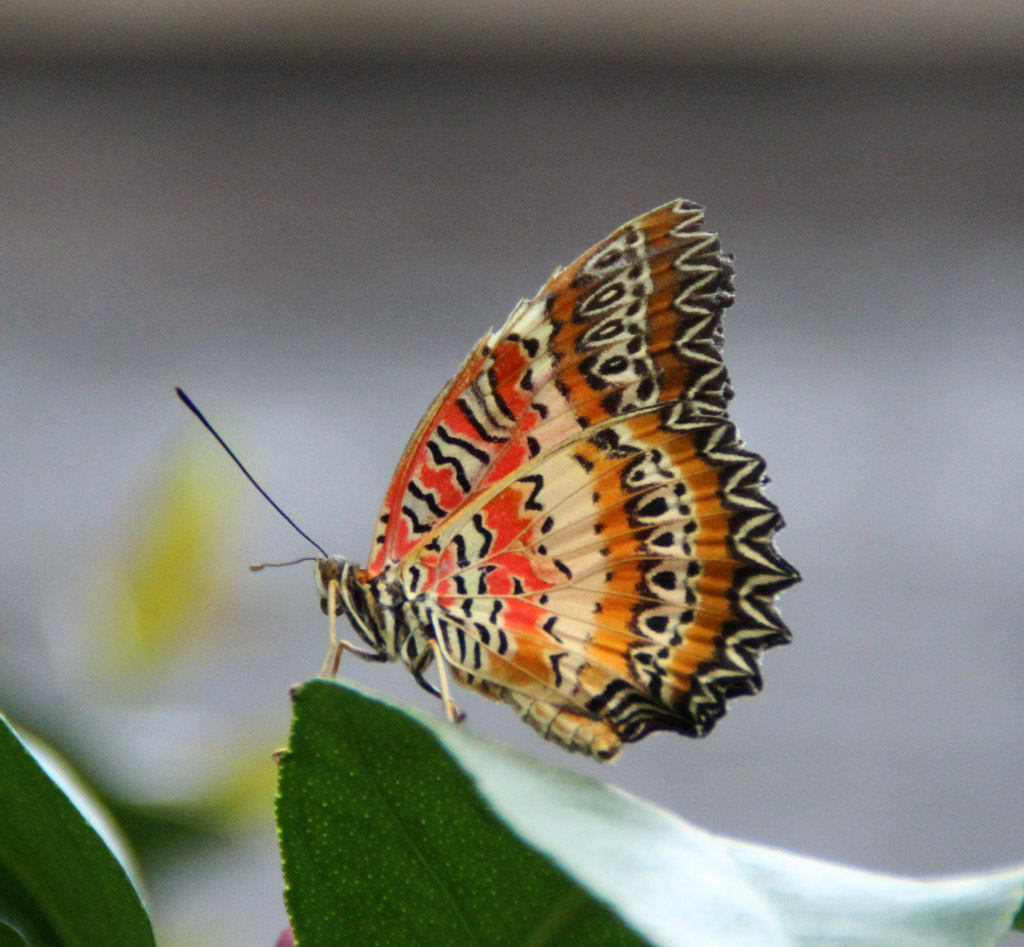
[
  {"left": 0, "top": 860, "right": 60, "bottom": 947},
  {"left": 278, "top": 681, "right": 1024, "bottom": 947},
  {"left": 277, "top": 680, "right": 649, "bottom": 947},
  {"left": 0, "top": 921, "right": 30, "bottom": 947},
  {"left": 0, "top": 716, "right": 155, "bottom": 947}
]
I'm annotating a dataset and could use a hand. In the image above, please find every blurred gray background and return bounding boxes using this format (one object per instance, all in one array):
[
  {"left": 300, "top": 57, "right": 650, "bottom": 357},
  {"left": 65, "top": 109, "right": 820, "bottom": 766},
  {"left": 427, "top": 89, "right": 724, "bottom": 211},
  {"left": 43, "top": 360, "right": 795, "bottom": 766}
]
[{"left": 1, "top": 3, "right": 1022, "bottom": 945}]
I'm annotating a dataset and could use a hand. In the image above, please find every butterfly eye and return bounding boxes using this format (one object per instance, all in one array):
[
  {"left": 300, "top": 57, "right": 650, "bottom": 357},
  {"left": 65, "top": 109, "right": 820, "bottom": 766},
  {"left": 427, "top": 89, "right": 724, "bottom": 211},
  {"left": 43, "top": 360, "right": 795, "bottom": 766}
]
[{"left": 320, "top": 596, "right": 344, "bottom": 617}]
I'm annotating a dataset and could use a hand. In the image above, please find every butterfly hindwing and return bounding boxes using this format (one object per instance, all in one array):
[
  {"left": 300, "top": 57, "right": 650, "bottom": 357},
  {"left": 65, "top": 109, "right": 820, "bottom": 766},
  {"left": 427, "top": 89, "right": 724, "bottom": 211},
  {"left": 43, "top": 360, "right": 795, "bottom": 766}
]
[{"left": 411, "top": 408, "right": 793, "bottom": 749}]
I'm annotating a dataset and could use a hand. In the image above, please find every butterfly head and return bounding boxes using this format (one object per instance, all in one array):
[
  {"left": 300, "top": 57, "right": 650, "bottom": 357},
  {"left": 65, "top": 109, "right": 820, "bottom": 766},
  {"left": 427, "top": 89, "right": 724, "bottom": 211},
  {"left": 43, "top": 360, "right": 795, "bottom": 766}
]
[{"left": 316, "top": 555, "right": 350, "bottom": 616}]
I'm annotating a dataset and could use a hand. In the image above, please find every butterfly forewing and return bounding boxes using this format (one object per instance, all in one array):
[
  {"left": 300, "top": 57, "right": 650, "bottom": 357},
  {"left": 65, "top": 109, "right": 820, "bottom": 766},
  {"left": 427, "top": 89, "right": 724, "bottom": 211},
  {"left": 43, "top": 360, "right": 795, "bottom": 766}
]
[{"left": 360, "top": 199, "right": 798, "bottom": 758}]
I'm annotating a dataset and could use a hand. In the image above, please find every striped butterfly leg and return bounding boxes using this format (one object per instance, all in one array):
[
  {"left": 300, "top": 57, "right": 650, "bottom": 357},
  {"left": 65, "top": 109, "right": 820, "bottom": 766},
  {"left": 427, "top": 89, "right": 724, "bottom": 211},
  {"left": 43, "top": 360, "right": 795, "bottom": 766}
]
[
  {"left": 428, "top": 638, "right": 466, "bottom": 724},
  {"left": 318, "top": 574, "right": 389, "bottom": 677},
  {"left": 447, "top": 669, "right": 623, "bottom": 761}
]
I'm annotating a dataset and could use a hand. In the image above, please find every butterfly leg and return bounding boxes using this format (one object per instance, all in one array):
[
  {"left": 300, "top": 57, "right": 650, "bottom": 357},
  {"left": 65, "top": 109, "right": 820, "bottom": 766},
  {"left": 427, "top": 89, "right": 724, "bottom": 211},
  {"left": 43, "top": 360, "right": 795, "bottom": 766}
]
[
  {"left": 411, "top": 666, "right": 442, "bottom": 699},
  {"left": 320, "top": 578, "right": 343, "bottom": 676},
  {"left": 320, "top": 638, "right": 389, "bottom": 677},
  {"left": 320, "top": 578, "right": 388, "bottom": 677},
  {"left": 429, "top": 638, "right": 466, "bottom": 724}
]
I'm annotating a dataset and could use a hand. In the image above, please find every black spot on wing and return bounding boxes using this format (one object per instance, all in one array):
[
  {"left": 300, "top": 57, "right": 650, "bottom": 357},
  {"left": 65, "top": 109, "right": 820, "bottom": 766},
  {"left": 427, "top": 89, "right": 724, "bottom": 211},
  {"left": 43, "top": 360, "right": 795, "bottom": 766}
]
[
  {"left": 407, "top": 481, "right": 447, "bottom": 518},
  {"left": 471, "top": 512, "right": 493, "bottom": 557},
  {"left": 402, "top": 505, "right": 431, "bottom": 534},
  {"left": 549, "top": 652, "right": 569, "bottom": 688},
  {"left": 457, "top": 396, "right": 504, "bottom": 443},
  {"left": 518, "top": 474, "right": 544, "bottom": 511},
  {"left": 436, "top": 424, "right": 490, "bottom": 463},
  {"left": 453, "top": 534, "right": 470, "bottom": 569},
  {"left": 426, "top": 437, "right": 472, "bottom": 493}
]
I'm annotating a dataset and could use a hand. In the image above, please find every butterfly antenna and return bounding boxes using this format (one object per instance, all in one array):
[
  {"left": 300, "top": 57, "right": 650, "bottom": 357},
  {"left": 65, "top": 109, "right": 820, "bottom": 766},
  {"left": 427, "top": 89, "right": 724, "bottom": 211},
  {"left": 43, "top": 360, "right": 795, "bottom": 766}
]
[
  {"left": 249, "top": 556, "right": 318, "bottom": 572},
  {"left": 175, "top": 387, "right": 329, "bottom": 558}
]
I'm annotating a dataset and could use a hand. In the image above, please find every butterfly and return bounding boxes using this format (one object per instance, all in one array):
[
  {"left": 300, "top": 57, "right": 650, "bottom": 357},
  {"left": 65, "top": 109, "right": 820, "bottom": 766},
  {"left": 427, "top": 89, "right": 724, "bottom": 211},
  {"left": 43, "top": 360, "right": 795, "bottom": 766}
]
[{"left": 314, "top": 199, "right": 799, "bottom": 761}]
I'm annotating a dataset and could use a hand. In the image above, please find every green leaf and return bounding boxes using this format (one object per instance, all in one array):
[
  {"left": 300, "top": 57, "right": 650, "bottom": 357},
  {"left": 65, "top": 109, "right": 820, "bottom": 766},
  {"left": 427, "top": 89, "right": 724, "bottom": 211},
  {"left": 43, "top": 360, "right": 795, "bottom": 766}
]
[
  {"left": 433, "top": 715, "right": 1024, "bottom": 947},
  {"left": 279, "top": 680, "right": 1024, "bottom": 947},
  {"left": 0, "top": 862, "right": 59, "bottom": 947},
  {"left": 277, "top": 680, "right": 650, "bottom": 947},
  {"left": 0, "top": 921, "right": 30, "bottom": 947},
  {"left": 0, "top": 716, "right": 155, "bottom": 947}
]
